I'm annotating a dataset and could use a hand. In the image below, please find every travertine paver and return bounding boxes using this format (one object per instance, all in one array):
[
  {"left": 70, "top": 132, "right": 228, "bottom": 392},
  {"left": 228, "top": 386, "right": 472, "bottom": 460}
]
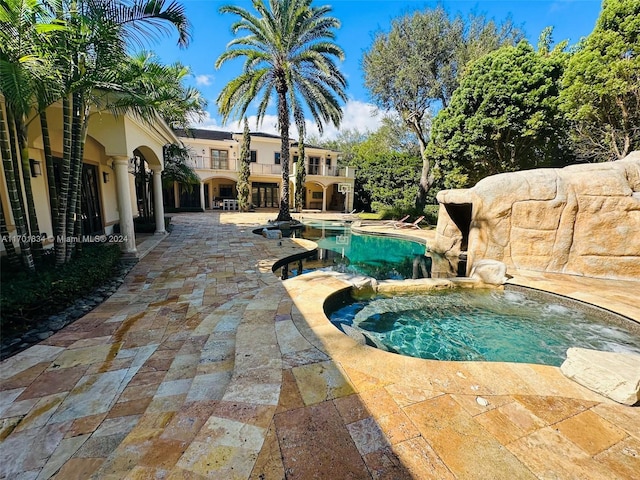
[{"left": 0, "top": 211, "right": 639, "bottom": 479}]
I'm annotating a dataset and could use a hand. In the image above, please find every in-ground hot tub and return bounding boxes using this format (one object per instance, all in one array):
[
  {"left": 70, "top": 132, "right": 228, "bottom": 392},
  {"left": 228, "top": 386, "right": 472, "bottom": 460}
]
[{"left": 325, "top": 285, "right": 640, "bottom": 366}]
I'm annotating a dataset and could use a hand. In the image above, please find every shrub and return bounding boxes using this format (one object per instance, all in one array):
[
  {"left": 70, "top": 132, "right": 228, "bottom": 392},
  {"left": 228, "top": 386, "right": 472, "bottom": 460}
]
[{"left": 0, "top": 244, "right": 122, "bottom": 336}]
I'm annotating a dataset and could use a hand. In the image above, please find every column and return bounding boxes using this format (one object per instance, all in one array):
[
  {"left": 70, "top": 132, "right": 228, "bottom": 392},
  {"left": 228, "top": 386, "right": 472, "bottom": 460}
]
[
  {"left": 322, "top": 186, "right": 328, "bottom": 212},
  {"left": 173, "top": 182, "right": 180, "bottom": 208},
  {"left": 151, "top": 167, "right": 166, "bottom": 234},
  {"left": 199, "top": 181, "right": 205, "bottom": 212},
  {"left": 112, "top": 156, "right": 137, "bottom": 257}
]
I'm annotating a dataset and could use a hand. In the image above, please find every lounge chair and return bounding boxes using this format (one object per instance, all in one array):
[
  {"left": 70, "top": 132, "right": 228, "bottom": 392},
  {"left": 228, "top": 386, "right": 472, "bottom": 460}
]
[
  {"left": 383, "top": 215, "right": 409, "bottom": 226},
  {"left": 341, "top": 209, "right": 360, "bottom": 220},
  {"left": 394, "top": 215, "right": 425, "bottom": 229}
]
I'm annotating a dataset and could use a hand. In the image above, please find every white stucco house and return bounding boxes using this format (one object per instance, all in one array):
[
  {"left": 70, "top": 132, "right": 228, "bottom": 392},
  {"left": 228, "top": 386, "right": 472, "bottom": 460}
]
[{"left": 172, "top": 128, "right": 355, "bottom": 213}]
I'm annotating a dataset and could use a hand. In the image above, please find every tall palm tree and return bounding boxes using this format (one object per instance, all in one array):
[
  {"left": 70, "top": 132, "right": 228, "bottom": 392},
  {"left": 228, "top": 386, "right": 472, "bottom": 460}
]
[
  {"left": 216, "top": 0, "right": 346, "bottom": 221},
  {"left": 0, "top": 0, "right": 64, "bottom": 270},
  {"left": 1, "top": 0, "right": 192, "bottom": 267},
  {"left": 43, "top": 0, "right": 191, "bottom": 263}
]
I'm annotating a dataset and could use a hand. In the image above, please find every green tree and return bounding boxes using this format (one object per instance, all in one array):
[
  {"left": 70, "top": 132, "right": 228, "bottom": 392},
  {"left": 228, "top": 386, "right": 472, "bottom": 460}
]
[
  {"left": 113, "top": 51, "right": 207, "bottom": 130},
  {"left": 237, "top": 118, "right": 251, "bottom": 212},
  {"left": 0, "top": 0, "right": 64, "bottom": 270},
  {"left": 561, "top": 0, "right": 640, "bottom": 161},
  {"left": 162, "top": 143, "right": 199, "bottom": 190},
  {"left": 308, "top": 128, "right": 367, "bottom": 167},
  {"left": 345, "top": 124, "right": 422, "bottom": 212},
  {"left": 51, "top": 0, "right": 191, "bottom": 264},
  {"left": 363, "top": 6, "right": 522, "bottom": 208},
  {"left": 216, "top": 0, "right": 346, "bottom": 222},
  {"left": 428, "top": 39, "right": 572, "bottom": 189}
]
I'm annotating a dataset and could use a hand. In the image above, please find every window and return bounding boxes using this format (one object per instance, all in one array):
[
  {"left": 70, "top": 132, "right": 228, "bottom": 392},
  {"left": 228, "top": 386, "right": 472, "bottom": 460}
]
[
  {"left": 312, "top": 191, "right": 323, "bottom": 199},
  {"left": 274, "top": 152, "right": 281, "bottom": 164},
  {"left": 309, "top": 156, "right": 320, "bottom": 175},
  {"left": 210, "top": 149, "right": 229, "bottom": 169},
  {"left": 220, "top": 184, "right": 234, "bottom": 198},
  {"left": 250, "top": 150, "right": 257, "bottom": 163}
]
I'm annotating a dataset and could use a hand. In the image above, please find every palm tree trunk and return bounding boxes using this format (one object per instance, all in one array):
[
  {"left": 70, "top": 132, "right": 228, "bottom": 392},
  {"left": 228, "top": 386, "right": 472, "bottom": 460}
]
[
  {"left": 295, "top": 135, "right": 306, "bottom": 211},
  {"left": 66, "top": 91, "right": 85, "bottom": 260},
  {"left": 40, "top": 110, "right": 58, "bottom": 234},
  {"left": 74, "top": 105, "right": 90, "bottom": 255},
  {"left": 0, "top": 104, "right": 35, "bottom": 272},
  {"left": 0, "top": 182, "right": 20, "bottom": 269},
  {"left": 5, "top": 110, "right": 27, "bottom": 225},
  {"left": 276, "top": 87, "right": 292, "bottom": 222},
  {"left": 12, "top": 105, "right": 44, "bottom": 260},
  {"left": 55, "top": 94, "right": 72, "bottom": 265}
]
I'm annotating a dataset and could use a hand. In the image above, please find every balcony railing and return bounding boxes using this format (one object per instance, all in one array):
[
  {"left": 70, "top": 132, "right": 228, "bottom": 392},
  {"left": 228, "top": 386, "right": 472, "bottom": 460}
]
[
  {"left": 250, "top": 163, "right": 282, "bottom": 175},
  {"left": 188, "top": 154, "right": 355, "bottom": 179},
  {"left": 291, "top": 162, "right": 355, "bottom": 178},
  {"left": 188, "top": 155, "right": 238, "bottom": 171}
]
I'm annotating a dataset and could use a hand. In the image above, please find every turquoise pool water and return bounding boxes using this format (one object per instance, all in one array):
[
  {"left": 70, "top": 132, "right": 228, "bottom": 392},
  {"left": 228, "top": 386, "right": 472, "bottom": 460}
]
[
  {"left": 327, "top": 288, "right": 640, "bottom": 366},
  {"left": 283, "top": 220, "right": 427, "bottom": 280}
]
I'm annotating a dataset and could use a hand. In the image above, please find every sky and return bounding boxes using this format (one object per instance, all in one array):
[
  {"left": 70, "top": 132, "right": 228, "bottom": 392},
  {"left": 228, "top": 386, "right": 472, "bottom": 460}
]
[{"left": 152, "top": 0, "right": 603, "bottom": 139}]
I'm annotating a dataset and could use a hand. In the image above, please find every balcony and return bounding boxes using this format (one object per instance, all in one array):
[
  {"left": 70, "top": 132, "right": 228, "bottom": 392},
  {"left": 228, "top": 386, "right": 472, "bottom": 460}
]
[
  {"left": 188, "top": 155, "right": 238, "bottom": 171},
  {"left": 250, "top": 164, "right": 282, "bottom": 175},
  {"left": 291, "top": 162, "right": 355, "bottom": 178}
]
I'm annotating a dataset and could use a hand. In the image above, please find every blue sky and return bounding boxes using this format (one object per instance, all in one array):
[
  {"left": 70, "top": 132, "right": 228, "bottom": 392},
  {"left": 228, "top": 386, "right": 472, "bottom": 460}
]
[{"left": 153, "top": 0, "right": 603, "bottom": 138}]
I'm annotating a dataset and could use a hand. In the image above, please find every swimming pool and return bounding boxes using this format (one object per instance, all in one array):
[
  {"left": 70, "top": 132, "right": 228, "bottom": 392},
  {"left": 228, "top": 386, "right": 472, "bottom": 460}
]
[
  {"left": 276, "top": 220, "right": 427, "bottom": 280},
  {"left": 326, "top": 286, "right": 640, "bottom": 366}
]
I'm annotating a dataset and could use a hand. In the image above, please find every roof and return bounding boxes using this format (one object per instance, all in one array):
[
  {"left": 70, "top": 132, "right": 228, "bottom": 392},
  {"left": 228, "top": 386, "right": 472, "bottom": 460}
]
[
  {"left": 175, "top": 128, "right": 339, "bottom": 154},
  {"left": 174, "top": 128, "right": 234, "bottom": 141},
  {"left": 291, "top": 141, "right": 331, "bottom": 151}
]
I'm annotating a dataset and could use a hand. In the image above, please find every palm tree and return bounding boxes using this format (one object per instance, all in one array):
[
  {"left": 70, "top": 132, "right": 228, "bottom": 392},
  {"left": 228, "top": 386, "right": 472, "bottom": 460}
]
[
  {"left": 216, "top": 0, "right": 346, "bottom": 221},
  {"left": 1, "top": 0, "right": 193, "bottom": 267},
  {"left": 112, "top": 51, "right": 207, "bottom": 130},
  {"left": 0, "top": 0, "right": 64, "bottom": 270},
  {"left": 43, "top": 0, "right": 191, "bottom": 264}
]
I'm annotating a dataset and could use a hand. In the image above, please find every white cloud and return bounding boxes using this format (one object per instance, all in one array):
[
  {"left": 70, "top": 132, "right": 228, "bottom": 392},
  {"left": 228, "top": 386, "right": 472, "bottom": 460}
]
[
  {"left": 188, "top": 111, "right": 234, "bottom": 131},
  {"left": 307, "top": 99, "right": 384, "bottom": 140},
  {"left": 194, "top": 74, "right": 213, "bottom": 86},
  {"left": 189, "top": 99, "right": 384, "bottom": 140}
]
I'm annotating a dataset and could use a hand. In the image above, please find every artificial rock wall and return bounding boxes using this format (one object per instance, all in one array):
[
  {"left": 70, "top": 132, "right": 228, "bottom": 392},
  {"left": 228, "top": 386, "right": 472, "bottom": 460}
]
[{"left": 433, "top": 152, "right": 640, "bottom": 280}]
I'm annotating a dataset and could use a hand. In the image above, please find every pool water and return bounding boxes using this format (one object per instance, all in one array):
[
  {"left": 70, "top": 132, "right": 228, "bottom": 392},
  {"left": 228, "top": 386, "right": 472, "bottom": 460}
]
[
  {"left": 283, "top": 221, "right": 427, "bottom": 280},
  {"left": 327, "top": 288, "right": 640, "bottom": 366}
]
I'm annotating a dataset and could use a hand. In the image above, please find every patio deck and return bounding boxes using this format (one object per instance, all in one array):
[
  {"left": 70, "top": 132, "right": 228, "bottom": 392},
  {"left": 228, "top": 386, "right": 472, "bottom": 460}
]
[{"left": 1, "top": 211, "right": 638, "bottom": 479}]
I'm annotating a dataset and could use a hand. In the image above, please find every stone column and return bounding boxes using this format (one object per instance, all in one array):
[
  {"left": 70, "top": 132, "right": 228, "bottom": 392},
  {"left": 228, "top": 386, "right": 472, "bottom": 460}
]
[
  {"left": 151, "top": 167, "right": 166, "bottom": 234},
  {"left": 322, "top": 186, "right": 328, "bottom": 212},
  {"left": 112, "top": 156, "right": 137, "bottom": 257},
  {"left": 199, "top": 181, "right": 206, "bottom": 211}
]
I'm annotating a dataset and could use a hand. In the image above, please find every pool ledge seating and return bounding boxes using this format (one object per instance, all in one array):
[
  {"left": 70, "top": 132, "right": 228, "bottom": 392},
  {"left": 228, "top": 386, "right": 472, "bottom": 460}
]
[{"left": 561, "top": 348, "right": 640, "bottom": 406}]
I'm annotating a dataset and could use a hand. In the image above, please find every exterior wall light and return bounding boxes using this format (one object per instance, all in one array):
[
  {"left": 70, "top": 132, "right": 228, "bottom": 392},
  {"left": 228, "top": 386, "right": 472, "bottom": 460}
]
[
  {"left": 103, "top": 172, "right": 110, "bottom": 183},
  {"left": 29, "top": 159, "right": 42, "bottom": 177}
]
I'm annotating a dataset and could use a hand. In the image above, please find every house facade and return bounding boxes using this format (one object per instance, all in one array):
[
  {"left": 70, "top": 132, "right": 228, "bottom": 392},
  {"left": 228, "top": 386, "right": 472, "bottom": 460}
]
[
  {"left": 173, "top": 128, "right": 355, "bottom": 212},
  {"left": 1, "top": 96, "right": 175, "bottom": 258}
]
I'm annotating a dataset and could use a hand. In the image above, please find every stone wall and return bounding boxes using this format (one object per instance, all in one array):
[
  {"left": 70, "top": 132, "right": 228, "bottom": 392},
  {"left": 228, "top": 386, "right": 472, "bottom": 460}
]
[{"left": 433, "top": 152, "right": 640, "bottom": 280}]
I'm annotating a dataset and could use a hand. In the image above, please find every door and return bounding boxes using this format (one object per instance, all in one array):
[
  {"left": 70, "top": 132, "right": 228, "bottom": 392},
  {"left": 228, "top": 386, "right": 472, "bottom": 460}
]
[
  {"left": 81, "top": 164, "right": 104, "bottom": 235},
  {"left": 252, "top": 183, "right": 279, "bottom": 207}
]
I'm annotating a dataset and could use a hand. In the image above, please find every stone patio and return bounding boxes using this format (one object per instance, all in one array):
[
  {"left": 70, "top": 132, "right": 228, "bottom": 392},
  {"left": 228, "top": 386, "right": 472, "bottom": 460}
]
[{"left": 1, "top": 211, "right": 638, "bottom": 479}]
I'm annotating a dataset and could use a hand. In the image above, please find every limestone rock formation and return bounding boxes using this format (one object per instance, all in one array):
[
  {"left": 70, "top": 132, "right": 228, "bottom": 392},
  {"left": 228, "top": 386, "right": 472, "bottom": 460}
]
[
  {"left": 469, "top": 260, "right": 509, "bottom": 285},
  {"left": 561, "top": 347, "right": 640, "bottom": 405},
  {"left": 433, "top": 153, "right": 640, "bottom": 280}
]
